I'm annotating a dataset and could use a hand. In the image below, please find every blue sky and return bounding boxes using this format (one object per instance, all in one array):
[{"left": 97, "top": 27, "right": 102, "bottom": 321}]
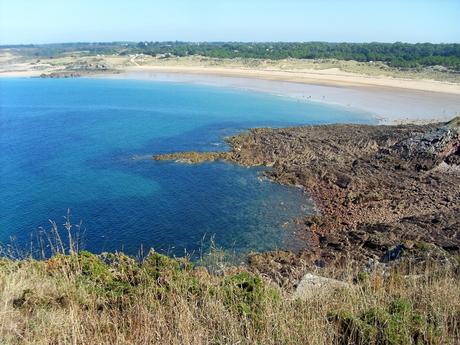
[{"left": 0, "top": 0, "right": 459, "bottom": 44}]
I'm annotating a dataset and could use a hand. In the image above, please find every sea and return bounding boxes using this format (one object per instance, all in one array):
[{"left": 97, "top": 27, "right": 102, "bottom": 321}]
[{"left": 0, "top": 77, "right": 374, "bottom": 257}]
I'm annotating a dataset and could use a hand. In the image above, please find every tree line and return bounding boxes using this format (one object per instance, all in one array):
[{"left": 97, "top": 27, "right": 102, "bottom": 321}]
[
  {"left": 132, "top": 42, "right": 460, "bottom": 70},
  {"left": 4, "top": 41, "right": 460, "bottom": 71}
]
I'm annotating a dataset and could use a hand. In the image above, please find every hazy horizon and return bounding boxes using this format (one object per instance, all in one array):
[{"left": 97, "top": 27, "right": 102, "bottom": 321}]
[
  {"left": 3, "top": 40, "right": 460, "bottom": 47},
  {"left": 1, "top": 0, "right": 459, "bottom": 45}
]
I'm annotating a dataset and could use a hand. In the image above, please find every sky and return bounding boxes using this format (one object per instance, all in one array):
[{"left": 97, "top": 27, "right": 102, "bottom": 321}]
[{"left": 0, "top": 0, "right": 459, "bottom": 45}]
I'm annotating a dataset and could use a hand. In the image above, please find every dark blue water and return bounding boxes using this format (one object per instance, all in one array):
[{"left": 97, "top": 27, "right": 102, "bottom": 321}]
[{"left": 0, "top": 78, "right": 373, "bottom": 256}]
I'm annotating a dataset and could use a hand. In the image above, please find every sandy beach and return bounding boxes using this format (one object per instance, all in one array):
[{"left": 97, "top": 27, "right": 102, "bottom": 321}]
[
  {"left": 2, "top": 55, "right": 460, "bottom": 124},
  {"left": 123, "top": 64, "right": 460, "bottom": 94},
  {"left": 104, "top": 68, "right": 460, "bottom": 124}
]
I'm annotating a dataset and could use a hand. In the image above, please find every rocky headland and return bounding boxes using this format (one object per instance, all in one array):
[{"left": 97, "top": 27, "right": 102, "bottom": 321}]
[
  {"left": 38, "top": 62, "right": 118, "bottom": 78},
  {"left": 155, "top": 118, "right": 460, "bottom": 281}
]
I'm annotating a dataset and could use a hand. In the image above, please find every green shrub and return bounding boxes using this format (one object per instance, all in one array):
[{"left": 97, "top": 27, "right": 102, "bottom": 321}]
[
  {"left": 222, "top": 271, "right": 279, "bottom": 319},
  {"left": 356, "top": 271, "right": 369, "bottom": 285},
  {"left": 330, "top": 297, "right": 440, "bottom": 345}
]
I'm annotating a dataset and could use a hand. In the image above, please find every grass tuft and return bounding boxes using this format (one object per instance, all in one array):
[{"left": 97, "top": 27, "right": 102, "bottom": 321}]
[{"left": 0, "top": 218, "right": 459, "bottom": 344}]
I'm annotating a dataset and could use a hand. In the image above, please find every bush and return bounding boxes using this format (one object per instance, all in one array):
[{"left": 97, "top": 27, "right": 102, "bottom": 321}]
[
  {"left": 222, "top": 271, "right": 279, "bottom": 319},
  {"left": 330, "top": 297, "right": 440, "bottom": 345}
]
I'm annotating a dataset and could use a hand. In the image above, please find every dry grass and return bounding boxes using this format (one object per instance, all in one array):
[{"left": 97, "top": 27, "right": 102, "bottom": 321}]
[
  {"left": 0, "top": 248, "right": 459, "bottom": 345},
  {"left": 0, "top": 217, "right": 459, "bottom": 344}
]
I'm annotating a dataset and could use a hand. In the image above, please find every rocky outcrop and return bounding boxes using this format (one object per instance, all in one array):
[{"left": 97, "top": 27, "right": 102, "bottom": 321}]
[
  {"left": 390, "top": 117, "right": 460, "bottom": 170},
  {"left": 40, "top": 71, "right": 82, "bottom": 78},
  {"left": 154, "top": 151, "right": 226, "bottom": 164},
  {"left": 292, "top": 273, "right": 351, "bottom": 300},
  {"left": 39, "top": 63, "right": 118, "bottom": 78},
  {"left": 154, "top": 118, "right": 460, "bottom": 270}
]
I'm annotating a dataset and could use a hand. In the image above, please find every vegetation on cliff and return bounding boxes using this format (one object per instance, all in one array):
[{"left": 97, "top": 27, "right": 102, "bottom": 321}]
[{"left": 1, "top": 248, "right": 459, "bottom": 344}]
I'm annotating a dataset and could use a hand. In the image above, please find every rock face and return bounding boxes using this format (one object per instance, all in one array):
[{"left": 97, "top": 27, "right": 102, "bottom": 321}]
[
  {"left": 391, "top": 117, "right": 460, "bottom": 170},
  {"left": 292, "top": 273, "right": 351, "bottom": 300},
  {"left": 154, "top": 118, "right": 460, "bottom": 268}
]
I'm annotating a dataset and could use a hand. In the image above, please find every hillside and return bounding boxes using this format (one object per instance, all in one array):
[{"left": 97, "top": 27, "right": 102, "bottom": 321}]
[{"left": 1, "top": 249, "right": 459, "bottom": 344}]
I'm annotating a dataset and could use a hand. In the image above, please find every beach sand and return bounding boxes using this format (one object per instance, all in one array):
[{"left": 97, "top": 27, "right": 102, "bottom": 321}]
[
  {"left": 104, "top": 68, "right": 460, "bottom": 124},
  {"left": 2, "top": 57, "right": 460, "bottom": 124},
  {"left": 123, "top": 65, "right": 460, "bottom": 95}
]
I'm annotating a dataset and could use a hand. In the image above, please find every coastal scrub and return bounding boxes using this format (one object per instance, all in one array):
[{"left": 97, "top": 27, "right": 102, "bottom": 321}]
[{"left": 1, "top": 249, "right": 459, "bottom": 344}]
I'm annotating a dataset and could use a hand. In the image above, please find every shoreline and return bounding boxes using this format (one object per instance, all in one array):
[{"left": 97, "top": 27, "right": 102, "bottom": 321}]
[
  {"left": 102, "top": 69, "right": 460, "bottom": 124},
  {"left": 123, "top": 65, "right": 460, "bottom": 94},
  {"left": 4, "top": 63, "right": 460, "bottom": 95},
  {"left": 2, "top": 62, "right": 460, "bottom": 124},
  {"left": 155, "top": 118, "right": 460, "bottom": 268}
]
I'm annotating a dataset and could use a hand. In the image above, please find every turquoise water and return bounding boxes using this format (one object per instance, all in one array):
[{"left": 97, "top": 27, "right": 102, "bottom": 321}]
[{"left": 0, "top": 78, "right": 373, "bottom": 257}]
